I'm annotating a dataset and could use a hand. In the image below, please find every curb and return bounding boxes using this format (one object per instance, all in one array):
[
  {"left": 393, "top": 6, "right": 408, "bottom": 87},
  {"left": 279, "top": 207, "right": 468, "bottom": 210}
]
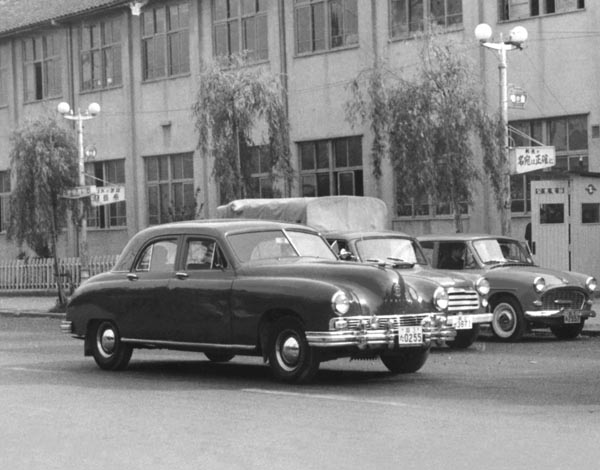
[{"left": 0, "top": 310, "right": 66, "bottom": 320}]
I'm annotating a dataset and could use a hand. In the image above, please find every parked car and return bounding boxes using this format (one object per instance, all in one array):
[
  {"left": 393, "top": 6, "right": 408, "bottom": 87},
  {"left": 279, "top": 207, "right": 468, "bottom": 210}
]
[
  {"left": 418, "top": 234, "right": 597, "bottom": 341},
  {"left": 61, "top": 220, "right": 457, "bottom": 383},
  {"left": 325, "top": 230, "right": 492, "bottom": 349}
]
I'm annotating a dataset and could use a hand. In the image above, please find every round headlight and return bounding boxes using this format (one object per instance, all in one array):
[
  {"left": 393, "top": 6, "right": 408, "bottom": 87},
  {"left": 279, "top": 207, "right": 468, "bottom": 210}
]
[
  {"left": 331, "top": 290, "right": 351, "bottom": 316},
  {"left": 586, "top": 277, "right": 597, "bottom": 292},
  {"left": 533, "top": 276, "right": 546, "bottom": 293},
  {"left": 476, "top": 277, "right": 490, "bottom": 296},
  {"left": 433, "top": 286, "right": 449, "bottom": 311}
]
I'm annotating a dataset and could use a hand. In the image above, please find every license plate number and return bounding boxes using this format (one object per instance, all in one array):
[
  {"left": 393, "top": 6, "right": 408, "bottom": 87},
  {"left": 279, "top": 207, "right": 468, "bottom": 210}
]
[
  {"left": 450, "top": 315, "right": 473, "bottom": 330},
  {"left": 563, "top": 310, "right": 581, "bottom": 324},
  {"left": 397, "top": 326, "right": 423, "bottom": 345}
]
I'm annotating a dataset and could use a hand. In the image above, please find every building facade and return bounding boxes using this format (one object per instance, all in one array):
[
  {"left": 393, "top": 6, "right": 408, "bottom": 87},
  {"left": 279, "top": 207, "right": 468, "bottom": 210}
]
[{"left": 0, "top": 0, "right": 597, "bottom": 265}]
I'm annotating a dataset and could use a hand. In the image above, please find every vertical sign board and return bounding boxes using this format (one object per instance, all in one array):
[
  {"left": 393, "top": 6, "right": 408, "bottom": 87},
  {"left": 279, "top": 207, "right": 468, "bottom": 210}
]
[
  {"left": 569, "top": 176, "right": 600, "bottom": 281},
  {"left": 530, "top": 179, "right": 570, "bottom": 271}
]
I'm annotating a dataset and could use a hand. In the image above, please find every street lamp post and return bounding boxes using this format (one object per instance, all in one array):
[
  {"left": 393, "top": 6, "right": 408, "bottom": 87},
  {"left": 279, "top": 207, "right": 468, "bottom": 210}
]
[
  {"left": 58, "top": 101, "right": 101, "bottom": 281},
  {"left": 475, "top": 23, "right": 528, "bottom": 236}
]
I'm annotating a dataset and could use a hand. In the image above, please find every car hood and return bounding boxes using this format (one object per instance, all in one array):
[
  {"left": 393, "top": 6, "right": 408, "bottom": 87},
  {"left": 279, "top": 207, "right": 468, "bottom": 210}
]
[
  {"left": 485, "top": 264, "right": 590, "bottom": 289},
  {"left": 396, "top": 265, "right": 474, "bottom": 289}
]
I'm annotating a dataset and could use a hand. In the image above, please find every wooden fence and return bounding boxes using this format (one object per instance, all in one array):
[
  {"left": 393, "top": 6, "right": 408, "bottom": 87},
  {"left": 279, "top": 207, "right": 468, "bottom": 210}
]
[{"left": 0, "top": 255, "right": 118, "bottom": 292}]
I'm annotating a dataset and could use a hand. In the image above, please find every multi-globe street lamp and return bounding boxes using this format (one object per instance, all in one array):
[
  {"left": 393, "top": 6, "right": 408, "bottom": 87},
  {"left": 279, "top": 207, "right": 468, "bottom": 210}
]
[
  {"left": 475, "top": 23, "right": 528, "bottom": 236},
  {"left": 58, "top": 101, "right": 101, "bottom": 281}
]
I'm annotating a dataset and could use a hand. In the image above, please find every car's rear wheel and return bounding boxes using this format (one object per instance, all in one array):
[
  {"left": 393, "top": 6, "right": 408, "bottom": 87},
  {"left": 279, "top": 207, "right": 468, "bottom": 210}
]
[
  {"left": 446, "top": 325, "right": 480, "bottom": 349},
  {"left": 491, "top": 297, "right": 526, "bottom": 341},
  {"left": 91, "top": 320, "right": 132, "bottom": 371},
  {"left": 204, "top": 352, "right": 235, "bottom": 362},
  {"left": 380, "top": 347, "right": 430, "bottom": 374},
  {"left": 550, "top": 321, "right": 584, "bottom": 340},
  {"left": 268, "top": 317, "right": 320, "bottom": 383}
]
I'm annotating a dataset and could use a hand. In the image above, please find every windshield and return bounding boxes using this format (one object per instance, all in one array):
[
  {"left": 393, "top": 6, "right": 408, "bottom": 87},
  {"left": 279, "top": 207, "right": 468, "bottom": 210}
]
[
  {"left": 355, "top": 237, "right": 428, "bottom": 265},
  {"left": 473, "top": 239, "right": 533, "bottom": 265},
  {"left": 228, "top": 229, "right": 337, "bottom": 262}
]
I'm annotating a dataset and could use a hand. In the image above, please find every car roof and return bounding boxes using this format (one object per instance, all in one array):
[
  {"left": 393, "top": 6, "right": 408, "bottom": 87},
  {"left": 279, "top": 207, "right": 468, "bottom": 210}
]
[
  {"left": 136, "top": 218, "right": 319, "bottom": 238},
  {"left": 418, "top": 233, "right": 518, "bottom": 242},
  {"left": 324, "top": 229, "right": 413, "bottom": 240}
]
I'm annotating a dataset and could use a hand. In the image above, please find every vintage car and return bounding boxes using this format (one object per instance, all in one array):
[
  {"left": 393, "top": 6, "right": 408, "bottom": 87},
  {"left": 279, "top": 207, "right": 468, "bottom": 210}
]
[
  {"left": 325, "top": 230, "right": 492, "bottom": 349},
  {"left": 418, "top": 234, "right": 597, "bottom": 341},
  {"left": 61, "top": 220, "right": 457, "bottom": 383}
]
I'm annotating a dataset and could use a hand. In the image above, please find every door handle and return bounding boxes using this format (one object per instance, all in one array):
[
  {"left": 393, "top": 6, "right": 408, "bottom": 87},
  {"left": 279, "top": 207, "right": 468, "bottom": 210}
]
[
  {"left": 126, "top": 273, "right": 138, "bottom": 281},
  {"left": 175, "top": 272, "right": 189, "bottom": 280}
]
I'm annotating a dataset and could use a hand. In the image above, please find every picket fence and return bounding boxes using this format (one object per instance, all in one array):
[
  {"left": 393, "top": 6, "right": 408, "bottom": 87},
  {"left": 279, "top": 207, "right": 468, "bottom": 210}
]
[{"left": 0, "top": 255, "right": 118, "bottom": 292}]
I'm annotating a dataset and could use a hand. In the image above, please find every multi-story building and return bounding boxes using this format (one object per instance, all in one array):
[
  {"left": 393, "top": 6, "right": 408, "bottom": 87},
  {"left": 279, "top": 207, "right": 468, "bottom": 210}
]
[{"left": 0, "top": 1, "right": 597, "bottom": 275}]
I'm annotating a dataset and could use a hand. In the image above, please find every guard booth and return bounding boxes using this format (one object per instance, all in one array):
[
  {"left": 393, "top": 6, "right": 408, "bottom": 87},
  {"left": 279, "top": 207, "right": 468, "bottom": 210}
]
[{"left": 531, "top": 174, "right": 600, "bottom": 279}]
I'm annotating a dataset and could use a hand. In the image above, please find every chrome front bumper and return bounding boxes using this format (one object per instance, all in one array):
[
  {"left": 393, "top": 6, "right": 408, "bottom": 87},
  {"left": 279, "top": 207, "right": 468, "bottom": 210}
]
[
  {"left": 524, "top": 309, "right": 596, "bottom": 320},
  {"left": 306, "top": 314, "right": 456, "bottom": 349}
]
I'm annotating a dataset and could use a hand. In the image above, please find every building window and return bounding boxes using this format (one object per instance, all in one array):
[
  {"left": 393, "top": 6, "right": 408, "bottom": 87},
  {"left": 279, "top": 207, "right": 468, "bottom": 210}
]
[
  {"left": 295, "top": 0, "right": 358, "bottom": 54},
  {"left": 142, "top": 1, "right": 190, "bottom": 80},
  {"left": 23, "top": 32, "right": 61, "bottom": 101},
  {"left": 0, "top": 171, "right": 10, "bottom": 232},
  {"left": 500, "top": 0, "right": 584, "bottom": 21},
  {"left": 146, "top": 153, "right": 195, "bottom": 224},
  {"left": 582, "top": 203, "right": 599, "bottom": 224},
  {"left": 80, "top": 17, "right": 122, "bottom": 91},
  {"left": 509, "top": 114, "right": 588, "bottom": 213},
  {"left": 213, "top": 0, "right": 268, "bottom": 62},
  {"left": 85, "top": 159, "right": 126, "bottom": 229},
  {"left": 396, "top": 194, "right": 467, "bottom": 217},
  {"left": 390, "top": 0, "right": 462, "bottom": 39},
  {"left": 246, "top": 145, "right": 273, "bottom": 198},
  {"left": 299, "top": 136, "right": 363, "bottom": 197},
  {"left": 0, "top": 43, "right": 8, "bottom": 107}
]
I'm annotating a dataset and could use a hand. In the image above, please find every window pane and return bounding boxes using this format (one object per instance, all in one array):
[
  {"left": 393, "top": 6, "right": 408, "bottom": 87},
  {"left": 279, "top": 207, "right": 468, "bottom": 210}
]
[
  {"left": 300, "top": 143, "right": 315, "bottom": 170},
  {"left": 568, "top": 116, "right": 587, "bottom": 151},
  {"left": 549, "top": 119, "right": 567, "bottom": 151},
  {"left": 582, "top": 203, "right": 599, "bottom": 224},
  {"left": 338, "top": 171, "right": 354, "bottom": 195},
  {"left": 317, "top": 173, "right": 330, "bottom": 196},
  {"left": 334, "top": 139, "right": 347, "bottom": 167},
  {"left": 330, "top": 0, "right": 343, "bottom": 48},
  {"left": 214, "top": 0, "right": 228, "bottom": 21},
  {"left": 312, "top": 3, "right": 326, "bottom": 50},
  {"left": 302, "top": 174, "right": 316, "bottom": 196},
  {"left": 214, "top": 23, "right": 229, "bottom": 56},
  {"left": 540, "top": 203, "right": 564, "bottom": 224},
  {"left": 296, "top": 6, "right": 311, "bottom": 53},
  {"left": 316, "top": 141, "right": 329, "bottom": 169}
]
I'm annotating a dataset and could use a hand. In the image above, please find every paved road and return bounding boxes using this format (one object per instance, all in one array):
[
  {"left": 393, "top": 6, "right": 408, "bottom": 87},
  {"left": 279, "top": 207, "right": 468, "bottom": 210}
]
[{"left": 1, "top": 316, "right": 600, "bottom": 470}]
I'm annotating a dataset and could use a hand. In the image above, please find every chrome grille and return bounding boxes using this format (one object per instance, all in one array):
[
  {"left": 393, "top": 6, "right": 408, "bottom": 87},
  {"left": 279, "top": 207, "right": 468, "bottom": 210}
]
[
  {"left": 343, "top": 314, "right": 433, "bottom": 329},
  {"left": 541, "top": 288, "right": 586, "bottom": 310},
  {"left": 447, "top": 288, "right": 480, "bottom": 312}
]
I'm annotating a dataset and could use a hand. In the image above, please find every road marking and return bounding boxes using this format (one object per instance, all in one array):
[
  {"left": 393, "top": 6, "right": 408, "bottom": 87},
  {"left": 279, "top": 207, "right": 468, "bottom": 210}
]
[{"left": 242, "top": 388, "right": 409, "bottom": 407}]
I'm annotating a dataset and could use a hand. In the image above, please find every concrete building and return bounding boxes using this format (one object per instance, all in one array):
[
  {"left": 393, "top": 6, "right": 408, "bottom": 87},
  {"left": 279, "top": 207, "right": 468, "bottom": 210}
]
[{"left": 0, "top": 1, "right": 597, "bottom": 275}]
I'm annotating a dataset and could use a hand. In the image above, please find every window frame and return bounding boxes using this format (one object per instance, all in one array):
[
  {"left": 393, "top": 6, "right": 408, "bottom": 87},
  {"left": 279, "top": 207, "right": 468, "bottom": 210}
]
[
  {"left": 79, "top": 16, "right": 122, "bottom": 91},
  {"left": 499, "top": 0, "right": 585, "bottom": 21},
  {"left": 299, "top": 136, "right": 363, "bottom": 197},
  {"left": 389, "top": 0, "right": 463, "bottom": 40},
  {"left": 294, "top": 0, "right": 359, "bottom": 55},
  {"left": 85, "top": 159, "right": 127, "bottom": 229},
  {"left": 141, "top": 0, "right": 190, "bottom": 81},
  {"left": 22, "top": 31, "right": 62, "bottom": 102}
]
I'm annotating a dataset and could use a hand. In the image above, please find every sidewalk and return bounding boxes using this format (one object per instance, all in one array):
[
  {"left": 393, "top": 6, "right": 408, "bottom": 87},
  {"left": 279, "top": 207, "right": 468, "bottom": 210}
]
[{"left": 1, "top": 294, "right": 599, "bottom": 336}]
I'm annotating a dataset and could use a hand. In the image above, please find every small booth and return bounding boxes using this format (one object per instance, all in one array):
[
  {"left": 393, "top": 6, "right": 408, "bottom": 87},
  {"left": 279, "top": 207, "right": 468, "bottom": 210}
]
[{"left": 531, "top": 173, "right": 600, "bottom": 280}]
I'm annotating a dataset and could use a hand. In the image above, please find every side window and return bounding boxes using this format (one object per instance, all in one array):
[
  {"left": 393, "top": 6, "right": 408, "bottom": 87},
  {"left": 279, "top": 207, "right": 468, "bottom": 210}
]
[
  {"left": 438, "top": 242, "right": 466, "bottom": 270},
  {"left": 135, "top": 239, "right": 178, "bottom": 272},
  {"left": 419, "top": 242, "right": 434, "bottom": 265},
  {"left": 185, "top": 238, "right": 229, "bottom": 270}
]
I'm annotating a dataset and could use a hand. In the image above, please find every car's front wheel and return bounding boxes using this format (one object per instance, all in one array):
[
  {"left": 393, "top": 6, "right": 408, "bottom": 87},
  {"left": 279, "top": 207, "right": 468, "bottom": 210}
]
[
  {"left": 446, "top": 325, "right": 480, "bottom": 349},
  {"left": 491, "top": 297, "right": 526, "bottom": 341},
  {"left": 268, "top": 317, "right": 320, "bottom": 383},
  {"left": 91, "top": 320, "right": 132, "bottom": 371},
  {"left": 550, "top": 321, "right": 584, "bottom": 340},
  {"left": 380, "top": 347, "right": 430, "bottom": 374}
]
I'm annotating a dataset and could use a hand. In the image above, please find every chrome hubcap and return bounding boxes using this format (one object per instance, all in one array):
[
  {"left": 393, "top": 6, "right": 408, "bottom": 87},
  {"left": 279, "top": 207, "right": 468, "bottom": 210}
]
[
  {"left": 278, "top": 335, "right": 300, "bottom": 369},
  {"left": 99, "top": 328, "right": 116, "bottom": 356},
  {"left": 494, "top": 305, "right": 516, "bottom": 336}
]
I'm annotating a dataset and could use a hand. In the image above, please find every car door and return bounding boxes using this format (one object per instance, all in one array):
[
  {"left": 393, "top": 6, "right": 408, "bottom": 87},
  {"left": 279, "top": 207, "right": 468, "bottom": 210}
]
[
  {"left": 167, "top": 236, "right": 235, "bottom": 344},
  {"left": 118, "top": 237, "right": 179, "bottom": 340}
]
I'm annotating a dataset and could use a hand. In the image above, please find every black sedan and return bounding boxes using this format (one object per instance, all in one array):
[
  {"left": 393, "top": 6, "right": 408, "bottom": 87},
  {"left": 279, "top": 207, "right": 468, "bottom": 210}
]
[{"left": 61, "top": 220, "right": 457, "bottom": 382}]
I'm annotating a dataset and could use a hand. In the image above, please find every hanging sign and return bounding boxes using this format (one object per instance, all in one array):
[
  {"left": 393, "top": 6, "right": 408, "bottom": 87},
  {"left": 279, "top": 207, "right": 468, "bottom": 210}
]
[
  {"left": 91, "top": 185, "right": 126, "bottom": 206},
  {"left": 62, "top": 185, "right": 97, "bottom": 199},
  {"left": 510, "top": 146, "right": 556, "bottom": 174}
]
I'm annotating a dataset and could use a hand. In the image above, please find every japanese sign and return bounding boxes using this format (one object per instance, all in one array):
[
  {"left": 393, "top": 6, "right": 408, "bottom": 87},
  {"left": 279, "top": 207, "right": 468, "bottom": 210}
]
[
  {"left": 62, "top": 185, "right": 96, "bottom": 199},
  {"left": 510, "top": 146, "right": 556, "bottom": 174},
  {"left": 91, "top": 185, "right": 125, "bottom": 206}
]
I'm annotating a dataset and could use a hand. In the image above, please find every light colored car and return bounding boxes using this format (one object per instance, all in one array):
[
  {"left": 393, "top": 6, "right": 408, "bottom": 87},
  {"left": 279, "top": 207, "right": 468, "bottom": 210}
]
[{"left": 419, "top": 234, "right": 597, "bottom": 341}]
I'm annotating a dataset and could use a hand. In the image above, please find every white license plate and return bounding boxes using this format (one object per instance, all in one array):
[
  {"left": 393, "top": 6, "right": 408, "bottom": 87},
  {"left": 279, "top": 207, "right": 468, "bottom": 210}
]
[
  {"left": 450, "top": 315, "right": 473, "bottom": 330},
  {"left": 563, "top": 310, "right": 581, "bottom": 324},
  {"left": 397, "top": 326, "right": 423, "bottom": 345}
]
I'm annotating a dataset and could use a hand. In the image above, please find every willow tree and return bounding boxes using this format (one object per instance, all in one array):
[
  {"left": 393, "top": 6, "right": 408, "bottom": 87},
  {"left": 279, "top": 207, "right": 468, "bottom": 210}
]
[
  {"left": 347, "top": 32, "right": 503, "bottom": 233},
  {"left": 8, "top": 116, "right": 79, "bottom": 305},
  {"left": 192, "top": 55, "right": 293, "bottom": 203}
]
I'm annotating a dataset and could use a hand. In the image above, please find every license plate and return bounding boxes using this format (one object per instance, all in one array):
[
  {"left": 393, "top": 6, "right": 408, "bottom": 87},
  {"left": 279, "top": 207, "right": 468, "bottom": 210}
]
[
  {"left": 450, "top": 315, "right": 473, "bottom": 330},
  {"left": 397, "top": 326, "right": 423, "bottom": 345},
  {"left": 563, "top": 310, "right": 581, "bottom": 324}
]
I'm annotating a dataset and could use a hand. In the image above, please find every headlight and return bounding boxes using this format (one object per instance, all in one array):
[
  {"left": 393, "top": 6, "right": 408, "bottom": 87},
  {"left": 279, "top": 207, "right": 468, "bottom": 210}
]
[
  {"left": 533, "top": 276, "right": 546, "bottom": 293},
  {"left": 586, "top": 277, "right": 597, "bottom": 292},
  {"left": 476, "top": 277, "right": 490, "bottom": 296},
  {"left": 331, "top": 290, "right": 351, "bottom": 316},
  {"left": 433, "top": 286, "right": 449, "bottom": 311}
]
